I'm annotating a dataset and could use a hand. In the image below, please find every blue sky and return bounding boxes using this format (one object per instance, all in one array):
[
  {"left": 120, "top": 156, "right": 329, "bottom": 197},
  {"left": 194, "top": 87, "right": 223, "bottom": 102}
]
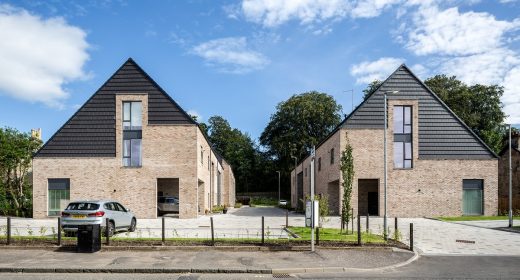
[{"left": 0, "top": 0, "right": 519, "bottom": 143}]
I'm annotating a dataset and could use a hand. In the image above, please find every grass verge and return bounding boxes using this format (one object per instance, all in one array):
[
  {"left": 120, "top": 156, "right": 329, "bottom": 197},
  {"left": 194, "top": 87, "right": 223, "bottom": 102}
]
[{"left": 287, "top": 227, "right": 386, "bottom": 244}]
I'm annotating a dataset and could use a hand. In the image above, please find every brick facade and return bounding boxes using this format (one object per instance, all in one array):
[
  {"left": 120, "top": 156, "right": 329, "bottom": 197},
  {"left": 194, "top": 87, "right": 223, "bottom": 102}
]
[
  {"left": 33, "top": 94, "right": 235, "bottom": 219},
  {"left": 498, "top": 133, "right": 520, "bottom": 213},
  {"left": 291, "top": 99, "right": 498, "bottom": 217}
]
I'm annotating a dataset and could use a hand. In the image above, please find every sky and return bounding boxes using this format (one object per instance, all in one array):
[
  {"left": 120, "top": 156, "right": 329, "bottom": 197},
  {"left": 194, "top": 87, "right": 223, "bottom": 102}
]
[{"left": 0, "top": 0, "right": 519, "bottom": 143}]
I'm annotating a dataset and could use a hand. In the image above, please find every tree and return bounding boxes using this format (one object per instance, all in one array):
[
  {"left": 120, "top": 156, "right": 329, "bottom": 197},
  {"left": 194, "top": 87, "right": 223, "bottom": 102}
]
[
  {"left": 260, "top": 91, "right": 343, "bottom": 167},
  {"left": 425, "top": 75, "right": 506, "bottom": 153},
  {"left": 340, "top": 132, "right": 354, "bottom": 232},
  {"left": 363, "top": 80, "right": 382, "bottom": 100},
  {"left": 0, "top": 127, "right": 42, "bottom": 217}
]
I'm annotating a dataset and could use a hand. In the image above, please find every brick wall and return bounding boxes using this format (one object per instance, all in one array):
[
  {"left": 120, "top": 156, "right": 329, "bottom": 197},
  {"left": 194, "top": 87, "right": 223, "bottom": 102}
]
[{"left": 291, "top": 99, "right": 498, "bottom": 217}]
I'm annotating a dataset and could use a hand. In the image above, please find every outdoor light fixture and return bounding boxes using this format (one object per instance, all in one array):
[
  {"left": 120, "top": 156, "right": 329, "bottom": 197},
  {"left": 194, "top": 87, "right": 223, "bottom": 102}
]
[{"left": 383, "top": 90, "right": 399, "bottom": 240}]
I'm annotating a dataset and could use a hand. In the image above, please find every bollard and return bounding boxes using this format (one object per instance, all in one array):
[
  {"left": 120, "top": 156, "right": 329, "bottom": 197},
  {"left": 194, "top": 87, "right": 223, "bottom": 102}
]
[
  {"left": 395, "top": 217, "right": 398, "bottom": 239},
  {"left": 366, "top": 214, "right": 369, "bottom": 233},
  {"left": 57, "top": 217, "right": 62, "bottom": 246},
  {"left": 351, "top": 208, "right": 354, "bottom": 235},
  {"left": 162, "top": 216, "right": 165, "bottom": 245},
  {"left": 7, "top": 217, "right": 11, "bottom": 245},
  {"left": 261, "top": 216, "right": 265, "bottom": 245},
  {"left": 285, "top": 208, "right": 288, "bottom": 228},
  {"left": 357, "top": 215, "right": 361, "bottom": 246},
  {"left": 210, "top": 217, "right": 215, "bottom": 246},
  {"left": 316, "top": 227, "right": 320, "bottom": 246},
  {"left": 410, "top": 223, "right": 414, "bottom": 251},
  {"left": 105, "top": 218, "right": 110, "bottom": 245}
]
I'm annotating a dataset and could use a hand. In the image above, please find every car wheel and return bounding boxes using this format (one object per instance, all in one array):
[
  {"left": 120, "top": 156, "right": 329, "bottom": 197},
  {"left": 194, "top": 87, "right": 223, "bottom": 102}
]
[
  {"left": 103, "top": 221, "right": 115, "bottom": 237},
  {"left": 128, "top": 218, "right": 137, "bottom": 232}
]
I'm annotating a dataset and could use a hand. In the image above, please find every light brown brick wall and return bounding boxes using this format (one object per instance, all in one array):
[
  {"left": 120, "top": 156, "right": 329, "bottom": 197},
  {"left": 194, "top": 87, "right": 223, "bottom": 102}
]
[
  {"left": 291, "top": 99, "right": 498, "bottom": 217},
  {"left": 221, "top": 159, "right": 236, "bottom": 206},
  {"left": 33, "top": 94, "right": 201, "bottom": 219}
]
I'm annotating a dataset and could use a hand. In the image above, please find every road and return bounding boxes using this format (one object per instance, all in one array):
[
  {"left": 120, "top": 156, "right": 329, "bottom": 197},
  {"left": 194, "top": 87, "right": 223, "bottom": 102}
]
[{"left": 1, "top": 255, "right": 519, "bottom": 279}]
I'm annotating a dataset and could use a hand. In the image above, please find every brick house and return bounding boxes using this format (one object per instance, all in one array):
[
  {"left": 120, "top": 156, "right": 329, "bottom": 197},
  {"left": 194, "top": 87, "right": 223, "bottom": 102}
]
[
  {"left": 32, "top": 58, "right": 235, "bottom": 219},
  {"left": 498, "top": 131, "right": 520, "bottom": 214},
  {"left": 291, "top": 64, "right": 498, "bottom": 217}
]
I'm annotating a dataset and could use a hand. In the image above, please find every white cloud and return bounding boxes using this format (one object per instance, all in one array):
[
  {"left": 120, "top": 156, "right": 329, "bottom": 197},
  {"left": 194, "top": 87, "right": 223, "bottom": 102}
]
[
  {"left": 351, "top": 0, "right": 402, "bottom": 18},
  {"left": 236, "top": 0, "right": 406, "bottom": 28},
  {"left": 410, "top": 63, "right": 429, "bottom": 80},
  {"left": 191, "top": 37, "right": 269, "bottom": 74},
  {"left": 350, "top": 57, "right": 404, "bottom": 84},
  {"left": 503, "top": 66, "right": 520, "bottom": 123},
  {"left": 0, "top": 5, "right": 90, "bottom": 108},
  {"left": 406, "top": 6, "right": 518, "bottom": 56},
  {"left": 240, "top": 0, "right": 351, "bottom": 27},
  {"left": 438, "top": 48, "right": 520, "bottom": 85}
]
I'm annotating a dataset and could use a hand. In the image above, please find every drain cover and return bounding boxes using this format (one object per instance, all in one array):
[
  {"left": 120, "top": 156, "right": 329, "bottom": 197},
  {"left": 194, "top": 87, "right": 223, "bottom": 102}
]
[
  {"left": 273, "top": 273, "right": 293, "bottom": 279},
  {"left": 456, "top": 239, "right": 475, "bottom": 244}
]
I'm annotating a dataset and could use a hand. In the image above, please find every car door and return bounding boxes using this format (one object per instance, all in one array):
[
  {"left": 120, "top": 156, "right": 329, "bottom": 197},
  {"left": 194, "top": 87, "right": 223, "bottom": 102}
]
[
  {"left": 116, "top": 202, "right": 132, "bottom": 227},
  {"left": 104, "top": 202, "right": 120, "bottom": 227}
]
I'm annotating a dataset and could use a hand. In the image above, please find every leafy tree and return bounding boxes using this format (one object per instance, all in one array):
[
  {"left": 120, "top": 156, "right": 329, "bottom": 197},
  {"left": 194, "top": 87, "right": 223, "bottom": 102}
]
[
  {"left": 425, "top": 75, "right": 506, "bottom": 153},
  {"left": 0, "top": 127, "right": 42, "bottom": 217},
  {"left": 340, "top": 132, "right": 354, "bottom": 232},
  {"left": 362, "top": 80, "right": 382, "bottom": 100},
  {"left": 260, "top": 91, "right": 342, "bottom": 167}
]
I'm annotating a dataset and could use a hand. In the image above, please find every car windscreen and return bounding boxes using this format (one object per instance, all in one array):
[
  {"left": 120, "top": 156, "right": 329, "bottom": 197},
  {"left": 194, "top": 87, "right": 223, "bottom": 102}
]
[{"left": 66, "top": 203, "right": 100, "bottom": 211}]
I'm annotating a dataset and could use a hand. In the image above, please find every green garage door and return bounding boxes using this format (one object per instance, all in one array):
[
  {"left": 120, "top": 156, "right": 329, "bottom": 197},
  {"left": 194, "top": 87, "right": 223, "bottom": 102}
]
[{"left": 462, "top": 179, "right": 483, "bottom": 216}]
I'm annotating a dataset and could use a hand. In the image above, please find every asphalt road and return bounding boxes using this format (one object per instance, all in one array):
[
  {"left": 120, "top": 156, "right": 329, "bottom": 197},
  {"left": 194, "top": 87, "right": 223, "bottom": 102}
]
[{"left": 1, "top": 255, "right": 519, "bottom": 279}]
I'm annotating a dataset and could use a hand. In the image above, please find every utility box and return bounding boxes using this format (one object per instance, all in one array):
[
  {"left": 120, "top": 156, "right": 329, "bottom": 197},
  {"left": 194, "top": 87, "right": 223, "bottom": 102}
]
[
  {"left": 77, "top": 224, "right": 101, "bottom": 253},
  {"left": 305, "top": 200, "right": 319, "bottom": 228}
]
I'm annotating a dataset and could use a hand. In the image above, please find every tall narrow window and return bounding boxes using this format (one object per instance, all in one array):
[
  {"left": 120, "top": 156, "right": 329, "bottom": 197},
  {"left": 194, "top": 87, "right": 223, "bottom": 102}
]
[
  {"left": 330, "top": 148, "right": 335, "bottom": 164},
  {"left": 48, "top": 179, "right": 70, "bottom": 216},
  {"left": 123, "top": 101, "right": 142, "bottom": 167},
  {"left": 393, "top": 106, "right": 412, "bottom": 169},
  {"left": 462, "top": 179, "right": 483, "bottom": 215},
  {"left": 318, "top": 157, "right": 321, "bottom": 171}
]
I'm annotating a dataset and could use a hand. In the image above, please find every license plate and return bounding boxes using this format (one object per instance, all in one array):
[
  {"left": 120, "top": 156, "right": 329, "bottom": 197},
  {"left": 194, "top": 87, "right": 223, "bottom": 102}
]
[{"left": 72, "top": 215, "right": 86, "bottom": 219}]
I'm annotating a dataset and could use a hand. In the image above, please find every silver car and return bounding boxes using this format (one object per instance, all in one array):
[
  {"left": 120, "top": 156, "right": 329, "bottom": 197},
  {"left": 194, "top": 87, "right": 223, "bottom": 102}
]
[
  {"left": 61, "top": 200, "right": 137, "bottom": 237},
  {"left": 157, "top": 196, "right": 179, "bottom": 216}
]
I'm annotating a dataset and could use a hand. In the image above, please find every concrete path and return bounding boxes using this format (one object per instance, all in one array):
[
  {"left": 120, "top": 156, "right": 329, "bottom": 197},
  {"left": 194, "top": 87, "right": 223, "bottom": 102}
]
[
  {"left": 321, "top": 217, "right": 520, "bottom": 256},
  {"left": 0, "top": 248, "right": 413, "bottom": 273}
]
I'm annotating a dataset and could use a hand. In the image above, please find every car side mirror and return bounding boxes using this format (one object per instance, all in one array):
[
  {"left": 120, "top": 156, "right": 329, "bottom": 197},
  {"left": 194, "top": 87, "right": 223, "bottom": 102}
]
[{"left": 126, "top": 208, "right": 130, "bottom": 212}]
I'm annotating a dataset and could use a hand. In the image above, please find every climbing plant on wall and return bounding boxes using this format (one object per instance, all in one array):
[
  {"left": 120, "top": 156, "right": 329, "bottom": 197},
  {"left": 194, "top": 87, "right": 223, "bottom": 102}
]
[{"left": 340, "top": 132, "right": 354, "bottom": 232}]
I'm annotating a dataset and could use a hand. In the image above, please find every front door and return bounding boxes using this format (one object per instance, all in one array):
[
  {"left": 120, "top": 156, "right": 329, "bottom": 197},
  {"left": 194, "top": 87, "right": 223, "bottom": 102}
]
[{"left": 368, "top": 192, "right": 379, "bottom": 216}]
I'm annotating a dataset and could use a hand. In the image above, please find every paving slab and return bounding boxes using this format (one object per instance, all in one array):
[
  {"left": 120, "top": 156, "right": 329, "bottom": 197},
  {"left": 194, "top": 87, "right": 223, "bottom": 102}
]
[{"left": 0, "top": 248, "right": 413, "bottom": 272}]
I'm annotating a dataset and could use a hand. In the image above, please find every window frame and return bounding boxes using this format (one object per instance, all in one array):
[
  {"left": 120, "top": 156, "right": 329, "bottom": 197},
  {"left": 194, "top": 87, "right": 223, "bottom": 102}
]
[
  {"left": 330, "top": 148, "right": 335, "bottom": 165},
  {"left": 393, "top": 105, "right": 413, "bottom": 169},
  {"left": 318, "top": 157, "right": 321, "bottom": 171},
  {"left": 122, "top": 101, "right": 143, "bottom": 167}
]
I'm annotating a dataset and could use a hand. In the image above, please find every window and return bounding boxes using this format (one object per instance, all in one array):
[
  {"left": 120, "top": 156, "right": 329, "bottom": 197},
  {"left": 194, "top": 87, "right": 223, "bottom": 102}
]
[
  {"left": 318, "top": 157, "right": 321, "bottom": 171},
  {"left": 393, "top": 106, "right": 412, "bottom": 169},
  {"left": 48, "top": 179, "right": 70, "bottom": 216},
  {"left": 201, "top": 147, "right": 204, "bottom": 164},
  {"left": 208, "top": 156, "right": 210, "bottom": 171},
  {"left": 462, "top": 179, "right": 483, "bottom": 215},
  {"left": 305, "top": 168, "right": 307, "bottom": 177},
  {"left": 330, "top": 148, "right": 335, "bottom": 164},
  {"left": 123, "top": 102, "right": 142, "bottom": 130},
  {"left": 123, "top": 101, "right": 142, "bottom": 167}
]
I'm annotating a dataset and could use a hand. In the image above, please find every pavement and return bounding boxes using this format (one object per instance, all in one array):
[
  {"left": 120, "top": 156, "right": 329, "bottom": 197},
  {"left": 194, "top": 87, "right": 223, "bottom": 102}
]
[
  {"left": 0, "top": 247, "right": 415, "bottom": 274},
  {"left": 2, "top": 207, "right": 520, "bottom": 256}
]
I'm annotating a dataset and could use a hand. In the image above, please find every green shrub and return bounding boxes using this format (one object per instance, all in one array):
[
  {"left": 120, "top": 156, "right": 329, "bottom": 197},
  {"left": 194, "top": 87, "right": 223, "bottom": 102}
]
[
  {"left": 234, "top": 202, "right": 242, "bottom": 208},
  {"left": 212, "top": 205, "right": 225, "bottom": 213},
  {"left": 250, "top": 197, "right": 278, "bottom": 207}
]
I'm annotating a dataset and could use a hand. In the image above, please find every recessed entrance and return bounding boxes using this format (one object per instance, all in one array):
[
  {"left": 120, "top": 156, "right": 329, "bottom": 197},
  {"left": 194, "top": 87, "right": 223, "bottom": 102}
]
[
  {"left": 157, "top": 178, "right": 179, "bottom": 217},
  {"left": 358, "top": 179, "right": 379, "bottom": 216}
]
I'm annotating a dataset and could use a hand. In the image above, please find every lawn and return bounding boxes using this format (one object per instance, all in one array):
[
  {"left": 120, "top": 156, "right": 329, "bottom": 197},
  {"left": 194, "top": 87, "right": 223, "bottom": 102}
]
[
  {"left": 437, "top": 216, "right": 520, "bottom": 222},
  {"left": 249, "top": 197, "right": 278, "bottom": 207},
  {"left": 287, "top": 226, "right": 386, "bottom": 243}
]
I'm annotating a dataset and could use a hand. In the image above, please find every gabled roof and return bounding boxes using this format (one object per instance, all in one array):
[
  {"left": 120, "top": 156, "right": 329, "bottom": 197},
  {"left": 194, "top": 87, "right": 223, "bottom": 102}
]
[
  {"left": 297, "top": 64, "right": 497, "bottom": 165},
  {"left": 35, "top": 58, "right": 196, "bottom": 157}
]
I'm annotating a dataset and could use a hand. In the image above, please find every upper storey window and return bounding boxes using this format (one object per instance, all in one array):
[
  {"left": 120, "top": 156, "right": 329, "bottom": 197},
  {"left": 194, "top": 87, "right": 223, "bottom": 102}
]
[
  {"left": 123, "top": 101, "right": 142, "bottom": 167},
  {"left": 123, "top": 102, "right": 142, "bottom": 130},
  {"left": 393, "top": 106, "right": 412, "bottom": 169}
]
